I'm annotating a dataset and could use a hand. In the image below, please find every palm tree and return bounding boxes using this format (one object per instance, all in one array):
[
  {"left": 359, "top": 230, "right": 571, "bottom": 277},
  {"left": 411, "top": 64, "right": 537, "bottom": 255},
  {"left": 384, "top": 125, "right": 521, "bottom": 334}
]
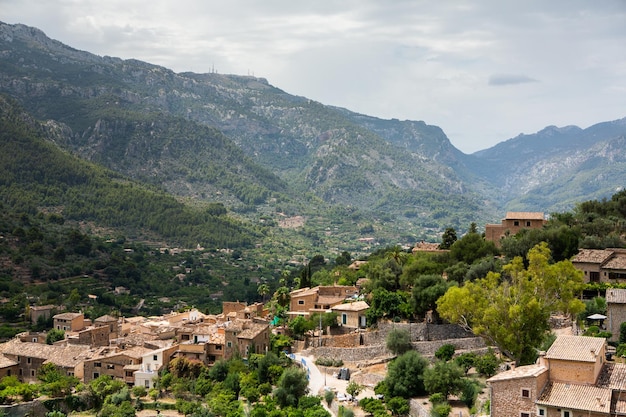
[{"left": 257, "top": 283, "right": 270, "bottom": 303}]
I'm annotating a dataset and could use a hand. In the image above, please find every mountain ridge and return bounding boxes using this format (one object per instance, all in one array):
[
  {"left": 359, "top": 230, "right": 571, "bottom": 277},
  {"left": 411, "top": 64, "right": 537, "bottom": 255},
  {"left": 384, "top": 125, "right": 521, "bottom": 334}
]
[{"left": 1, "top": 21, "right": 626, "bottom": 247}]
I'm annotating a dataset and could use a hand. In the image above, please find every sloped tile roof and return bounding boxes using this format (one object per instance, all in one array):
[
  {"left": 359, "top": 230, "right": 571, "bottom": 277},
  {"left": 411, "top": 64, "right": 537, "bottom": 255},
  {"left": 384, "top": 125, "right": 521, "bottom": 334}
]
[
  {"left": 536, "top": 382, "right": 611, "bottom": 413},
  {"left": 571, "top": 249, "right": 614, "bottom": 264},
  {"left": 486, "top": 364, "right": 547, "bottom": 382},
  {"left": 331, "top": 301, "right": 370, "bottom": 312},
  {"left": 603, "top": 252, "right": 626, "bottom": 270},
  {"left": 606, "top": 288, "right": 626, "bottom": 304},
  {"left": 505, "top": 212, "right": 545, "bottom": 220},
  {"left": 597, "top": 363, "right": 626, "bottom": 390},
  {"left": 545, "top": 335, "right": 605, "bottom": 362}
]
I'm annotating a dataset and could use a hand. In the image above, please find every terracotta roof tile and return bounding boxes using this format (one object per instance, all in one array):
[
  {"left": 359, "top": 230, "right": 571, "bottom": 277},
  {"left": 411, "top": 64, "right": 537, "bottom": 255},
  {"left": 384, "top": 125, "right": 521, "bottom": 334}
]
[
  {"left": 331, "top": 301, "right": 370, "bottom": 312},
  {"left": 486, "top": 364, "right": 547, "bottom": 382},
  {"left": 537, "top": 382, "right": 611, "bottom": 413},
  {"left": 545, "top": 335, "right": 605, "bottom": 362},
  {"left": 603, "top": 253, "right": 626, "bottom": 270},
  {"left": 571, "top": 249, "right": 614, "bottom": 264},
  {"left": 505, "top": 212, "right": 545, "bottom": 220}
]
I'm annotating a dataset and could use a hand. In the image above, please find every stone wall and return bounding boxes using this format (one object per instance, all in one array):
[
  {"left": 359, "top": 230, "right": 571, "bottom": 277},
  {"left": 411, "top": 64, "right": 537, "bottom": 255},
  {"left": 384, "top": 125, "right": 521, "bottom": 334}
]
[
  {"left": 301, "top": 322, "right": 486, "bottom": 363},
  {"left": 409, "top": 398, "right": 430, "bottom": 417}
]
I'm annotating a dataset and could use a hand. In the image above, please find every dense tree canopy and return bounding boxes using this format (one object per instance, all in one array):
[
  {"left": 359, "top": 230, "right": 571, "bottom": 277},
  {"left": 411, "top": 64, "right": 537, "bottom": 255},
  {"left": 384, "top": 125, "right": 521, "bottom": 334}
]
[{"left": 437, "top": 243, "right": 585, "bottom": 365}]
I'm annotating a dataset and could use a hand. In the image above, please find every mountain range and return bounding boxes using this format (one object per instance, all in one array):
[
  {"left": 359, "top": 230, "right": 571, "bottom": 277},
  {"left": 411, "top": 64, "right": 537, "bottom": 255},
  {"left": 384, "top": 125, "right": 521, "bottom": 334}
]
[{"left": 1, "top": 21, "right": 625, "bottom": 256}]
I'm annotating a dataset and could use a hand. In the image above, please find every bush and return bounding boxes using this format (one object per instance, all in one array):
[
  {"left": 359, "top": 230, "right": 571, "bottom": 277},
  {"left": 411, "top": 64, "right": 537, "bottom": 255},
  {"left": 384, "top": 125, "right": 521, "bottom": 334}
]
[
  {"left": 431, "top": 402, "right": 452, "bottom": 417},
  {"left": 315, "top": 357, "right": 344, "bottom": 367},
  {"left": 434, "top": 344, "right": 455, "bottom": 362},
  {"left": 386, "top": 328, "right": 412, "bottom": 355},
  {"left": 475, "top": 350, "right": 499, "bottom": 377}
]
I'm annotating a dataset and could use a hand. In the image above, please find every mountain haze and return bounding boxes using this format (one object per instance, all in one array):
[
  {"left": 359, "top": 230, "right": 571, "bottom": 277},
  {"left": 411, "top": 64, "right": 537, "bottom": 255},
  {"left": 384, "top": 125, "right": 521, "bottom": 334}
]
[{"left": 1, "top": 21, "right": 626, "bottom": 252}]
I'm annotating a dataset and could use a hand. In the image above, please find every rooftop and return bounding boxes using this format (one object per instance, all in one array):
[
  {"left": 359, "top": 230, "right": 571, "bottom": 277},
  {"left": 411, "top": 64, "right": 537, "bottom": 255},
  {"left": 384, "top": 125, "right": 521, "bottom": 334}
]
[
  {"left": 486, "top": 364, "right": 547, "bottom": 382},
  {"left": 331, "top": 301, "right": 370, "bottom": 312},
  {"left": 545, "top": 335, "right": 605, "bottom": 362},
  {"left": 536, "top": 382, "right": 611, "bottom": 413}
]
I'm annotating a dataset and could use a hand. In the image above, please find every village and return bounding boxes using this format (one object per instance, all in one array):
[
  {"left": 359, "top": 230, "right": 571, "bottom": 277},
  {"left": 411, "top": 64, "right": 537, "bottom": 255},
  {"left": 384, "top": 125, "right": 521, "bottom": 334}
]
[{"left": 2, "top": 213, "right": 626, "bottom": 416}]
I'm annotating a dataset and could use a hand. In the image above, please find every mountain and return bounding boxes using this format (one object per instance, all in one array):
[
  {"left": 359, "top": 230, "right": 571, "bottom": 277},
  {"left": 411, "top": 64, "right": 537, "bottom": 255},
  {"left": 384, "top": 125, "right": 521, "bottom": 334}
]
[
  {"left": 470, "top": 119, "right": 626, "bottom": 211},
  {"left": 1, "top": 21, "right": 625, "bottom": 250}
]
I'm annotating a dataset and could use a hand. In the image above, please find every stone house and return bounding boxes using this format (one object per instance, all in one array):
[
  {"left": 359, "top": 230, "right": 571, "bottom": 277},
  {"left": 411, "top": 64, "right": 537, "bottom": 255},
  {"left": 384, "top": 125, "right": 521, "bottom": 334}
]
[
  {"left": 331, "top": 301, "right": 369, "bottom": 329},
  {"left": 571, "top": 248, "right": 626, "bottom": 283},
  {"left": 485, "top": 212, "right": 547, "bottom": 246},
  {"left": 236, "top": 320, "right": 270, "bottom": 357},
  {"left": 53, "top": 312, "right": 85, "bottom": 332},
  {"left": 487, "top": 335, "right": 625, "bottom": 417},
  {"left": 70, "top": 325, "right": 111, "bottom": 347},
  {"left": 29, "top": 305, "right": 57, "bottom": 325},
  {"left": 606, "top": 288, "right": 626, "bottom": 342},
  {"left": 0, "top": 354, "right": 18, "bottom": 378},
  {"left": 0, "top": 338, "right": 92, "bottom": 383},
  {"left": 83, "top": 346, "right": 149, "bottom": 384},
  {"left": 94, "top": 314, "right": 119, "bottom": 338},
  {"left": 289, "top": 285, "right": 358, "bottom": 317}
]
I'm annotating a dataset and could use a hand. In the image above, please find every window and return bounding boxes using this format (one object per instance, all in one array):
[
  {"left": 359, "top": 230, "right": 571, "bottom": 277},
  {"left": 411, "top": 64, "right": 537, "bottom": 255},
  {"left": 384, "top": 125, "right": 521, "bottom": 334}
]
[
  {"left": 521, "top": 413, "right": 530, "bottom": 417},
  {"left": 31, "top": 370, "right": 35, "bottom": 377},
  {"left": 93, "top": 372, "right": 99, "bottom": 379},
  {"left": 227, "top": 341, "right": 232, "bottom": 348},
  {"left": 107, "top": 364, "right": 115, "bottom": 370},
  {"left": 298, "top": 300, "right": 304, "bottom": 305},
  {"left": 94, "top": 362, "right": 101, "bottom": 368},
  {"left": 216, "top": 345, "right": 222, "bottom": 350},
  {"left": 562, "top": 411, "right": 571, "bottom": 417},
  {"left": 153, "top": 355, "right": 158, "bottom": 361},
  {"left": 514, "top": 221, "right": 520, "bottom": 226},
  {"left": 526, "top": 221, "right": 531, "bottom": 227},
  {"left": 27, "top": 357, "right": 31, "bottom": 364},
  {"left": 538, "top": 408, "right": 546, "bottom": 416},
  {"left": 521, "top": 388, "right": 530, "bottom": 398},
  {"left": 342, "top": 314, "right": 348, "bottom": 325}
]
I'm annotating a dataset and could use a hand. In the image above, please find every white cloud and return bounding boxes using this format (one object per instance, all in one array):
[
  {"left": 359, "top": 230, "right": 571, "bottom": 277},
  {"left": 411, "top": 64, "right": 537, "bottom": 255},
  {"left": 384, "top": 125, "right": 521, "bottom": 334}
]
[{"left": 2, "top": 0, "right": 626, "bottom": 153}]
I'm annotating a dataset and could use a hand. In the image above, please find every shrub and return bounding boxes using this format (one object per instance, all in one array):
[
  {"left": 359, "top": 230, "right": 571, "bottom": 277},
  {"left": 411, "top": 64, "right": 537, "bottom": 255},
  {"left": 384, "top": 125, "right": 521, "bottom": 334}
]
[
  {"left": 386, "top": 328, "right": 412, "bottom": 355},
  {"left": 431, "top": 402, "right": 452, "bottom": 417},
  {"left": 434, "top": 344, "right": 455, "bottom": 362}
]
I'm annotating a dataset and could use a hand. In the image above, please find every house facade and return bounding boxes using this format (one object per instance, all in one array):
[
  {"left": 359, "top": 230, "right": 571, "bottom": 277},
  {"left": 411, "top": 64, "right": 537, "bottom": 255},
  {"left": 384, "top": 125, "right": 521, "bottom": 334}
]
[
  {"left": 53, "top": 312, "right": 85, "bottom": 332},
  {"left": 485, "top": 212, "right": 547, "bottom": 246},
  {"left": 331, "top": 301, "right": 369, "bottom": 329},
  {"left": 289, "top": 285, "right": 358, "bottom": 317},
  {"left": 487, "top": 335, "right": 623, "bottom": 417},
  {"left": 571, "top": 248, "right": 626, "bottom": 284}
]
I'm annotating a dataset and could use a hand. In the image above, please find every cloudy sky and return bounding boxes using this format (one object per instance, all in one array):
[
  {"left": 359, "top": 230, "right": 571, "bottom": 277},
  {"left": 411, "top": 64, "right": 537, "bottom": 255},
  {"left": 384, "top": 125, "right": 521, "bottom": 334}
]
[{"left": 3, "top": 1, "right": 626, "bottom": 153}]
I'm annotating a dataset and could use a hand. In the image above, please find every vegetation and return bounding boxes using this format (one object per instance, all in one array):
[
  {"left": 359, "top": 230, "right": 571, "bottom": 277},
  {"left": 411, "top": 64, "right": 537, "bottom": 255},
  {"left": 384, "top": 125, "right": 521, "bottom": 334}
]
[{"left": 437, "top": 243, "right": 585, "bottom": 365}]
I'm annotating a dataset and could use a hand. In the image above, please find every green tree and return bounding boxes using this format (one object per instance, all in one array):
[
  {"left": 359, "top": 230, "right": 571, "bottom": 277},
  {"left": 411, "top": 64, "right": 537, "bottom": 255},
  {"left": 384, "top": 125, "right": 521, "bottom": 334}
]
[
  {"left": 423, "top": 361, "right": 464, "bottom": 399},
  {"left": 437, "top": 243, "right": 585, "bottom": 365},
  {"left": 434, "top": 344, "right": 455, "bottom": 362},
  {"left": 384, "top": 350, "right": 428, "bottom": 398},
  {"left": 387, "top": 396, "right": 410, "bottom": 416},
  {"left": 257, "top": 283, "right": 270, "bottom": 302},
  {"left": 386, "top": 328, "right": 412, "bottom": 355},
  {"left": 410, "top": 275, "right": 452, "bottom": 319},
  {"left": 439, "top": 228, "right": 457, "bottom": 250},
  {"left": 449, "top": 233, "right": 499, "bottom": 265},
  {"left": 46, "top": 328, "right": 65, "bottom": 345},
  {"left": 454, "top": 352, "right": 477, "bottom": 375},
  {"left": 274, "top": 367, "right": 309, "bottom": 408},
  {"left": 475, "top": 350, "right": 499, "bottom": 377},
  {"left": 346, "top": 381, "right": 364, "bottom": 398}
]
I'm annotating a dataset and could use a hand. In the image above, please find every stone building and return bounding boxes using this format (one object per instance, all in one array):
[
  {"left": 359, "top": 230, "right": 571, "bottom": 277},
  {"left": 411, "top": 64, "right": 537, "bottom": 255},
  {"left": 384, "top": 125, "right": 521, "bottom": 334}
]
[
  {"left": 289, "top": 285, "right": 358, "bottom": 317},
  {"left": 331, "top": 301, "right": 369, "bottom": 329},
  {"left": 571, "top": 248, "right": 626, "bottom": 284},
  {"left": 487, "top": 335, "right": 626, "bottom": 417},
  {"left": 53, "top": 312, "right": 86, "bottom": 332},
  {"left": 484, "top": 212, "right": 547, "bottom": 246},
  {"left": 606, "top": 288, "right": 626, "bottom": 342}
]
